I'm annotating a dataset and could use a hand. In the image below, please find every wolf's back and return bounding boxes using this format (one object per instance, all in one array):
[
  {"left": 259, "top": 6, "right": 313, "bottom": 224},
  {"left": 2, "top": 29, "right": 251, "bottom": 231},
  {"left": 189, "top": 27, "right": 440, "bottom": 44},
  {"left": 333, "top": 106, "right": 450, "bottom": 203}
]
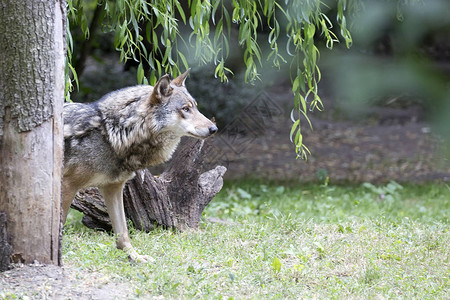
[
  {"left": 63, "top": 102, "right": 130, "bottom": 182},
  {"left": 62, "top": 86, "right": 157, "bottom": 180},
  {"left": 63, "top": 102, "right": 103, "bottom": 139}
]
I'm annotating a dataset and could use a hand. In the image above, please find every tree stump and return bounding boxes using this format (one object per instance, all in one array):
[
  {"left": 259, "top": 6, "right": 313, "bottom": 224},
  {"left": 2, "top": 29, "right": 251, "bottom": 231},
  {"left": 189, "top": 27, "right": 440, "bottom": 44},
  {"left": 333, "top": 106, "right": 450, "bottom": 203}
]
[{"left": 71, "top": 138, "right": 226, "bottom": 231}]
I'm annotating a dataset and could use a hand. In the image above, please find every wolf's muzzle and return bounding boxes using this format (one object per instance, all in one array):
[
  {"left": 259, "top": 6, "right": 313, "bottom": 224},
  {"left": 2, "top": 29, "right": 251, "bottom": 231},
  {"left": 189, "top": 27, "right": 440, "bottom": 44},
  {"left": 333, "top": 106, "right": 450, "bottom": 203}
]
[{"left": 209, "top": 125, "right": 218, "bottom": 135}]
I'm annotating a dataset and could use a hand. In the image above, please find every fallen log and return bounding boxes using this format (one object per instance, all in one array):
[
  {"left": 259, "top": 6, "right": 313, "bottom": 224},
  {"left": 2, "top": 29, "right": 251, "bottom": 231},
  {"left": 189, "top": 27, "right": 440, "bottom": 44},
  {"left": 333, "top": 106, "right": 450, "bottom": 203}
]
[{"left": 71, "top": 138, "right": 226, "bottom": 231}]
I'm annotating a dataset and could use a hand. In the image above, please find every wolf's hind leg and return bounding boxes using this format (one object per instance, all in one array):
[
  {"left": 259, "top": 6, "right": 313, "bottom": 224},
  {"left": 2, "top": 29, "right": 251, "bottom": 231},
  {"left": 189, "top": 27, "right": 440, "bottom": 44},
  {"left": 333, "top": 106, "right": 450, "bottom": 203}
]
[{"left": 99, "top": 182, "right": 152, "bottom": 263}]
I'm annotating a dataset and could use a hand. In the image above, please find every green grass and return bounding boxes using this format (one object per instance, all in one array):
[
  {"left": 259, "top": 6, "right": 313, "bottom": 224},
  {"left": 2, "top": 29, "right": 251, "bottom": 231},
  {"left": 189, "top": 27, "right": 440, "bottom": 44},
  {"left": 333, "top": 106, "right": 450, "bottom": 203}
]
[{"left": 63, "top": 182, "right": 450, "bottom": 299}]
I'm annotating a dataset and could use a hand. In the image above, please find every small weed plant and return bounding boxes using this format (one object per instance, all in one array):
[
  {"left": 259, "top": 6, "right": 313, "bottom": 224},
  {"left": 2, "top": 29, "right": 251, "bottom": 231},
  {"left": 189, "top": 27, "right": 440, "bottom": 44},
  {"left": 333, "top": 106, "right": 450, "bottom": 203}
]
[{"left": 63, "top": 181, "right": 449, "bottom": 299}]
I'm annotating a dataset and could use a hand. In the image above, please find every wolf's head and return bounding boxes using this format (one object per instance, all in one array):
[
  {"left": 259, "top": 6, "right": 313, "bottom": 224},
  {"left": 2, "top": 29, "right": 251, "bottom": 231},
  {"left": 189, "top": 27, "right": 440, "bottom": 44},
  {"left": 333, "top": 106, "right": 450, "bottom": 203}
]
[{"left": 149, "top": 69, "right": 218, "bottom": 139}]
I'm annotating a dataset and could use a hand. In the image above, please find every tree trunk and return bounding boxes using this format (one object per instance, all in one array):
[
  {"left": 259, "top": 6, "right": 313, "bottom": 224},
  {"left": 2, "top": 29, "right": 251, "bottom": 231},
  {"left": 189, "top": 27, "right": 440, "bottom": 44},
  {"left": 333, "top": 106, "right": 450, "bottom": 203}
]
[
  {"left": 0, "top": 0, "right": 65, "bottom": 267},
  {"left": 71, "top": 138, "right": 226, "bottom": 231}
]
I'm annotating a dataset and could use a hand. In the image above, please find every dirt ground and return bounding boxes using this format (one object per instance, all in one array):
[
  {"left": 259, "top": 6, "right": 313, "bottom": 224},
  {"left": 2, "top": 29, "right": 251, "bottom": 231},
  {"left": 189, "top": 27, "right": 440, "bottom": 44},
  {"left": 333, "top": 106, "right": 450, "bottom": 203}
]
[
  {"left": 209, "top": 84, "right": 450, "bottom": 183},
  {"left": 0, "top": 262, "right": 133, "bottom": 299}
]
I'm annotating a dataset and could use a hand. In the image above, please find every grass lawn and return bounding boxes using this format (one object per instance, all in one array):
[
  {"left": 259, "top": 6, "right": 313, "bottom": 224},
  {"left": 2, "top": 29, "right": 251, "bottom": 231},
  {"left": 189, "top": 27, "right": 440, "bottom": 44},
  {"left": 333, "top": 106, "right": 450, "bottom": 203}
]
[{"left": 63, "top": 181, "right": 450, "bottom": 299}]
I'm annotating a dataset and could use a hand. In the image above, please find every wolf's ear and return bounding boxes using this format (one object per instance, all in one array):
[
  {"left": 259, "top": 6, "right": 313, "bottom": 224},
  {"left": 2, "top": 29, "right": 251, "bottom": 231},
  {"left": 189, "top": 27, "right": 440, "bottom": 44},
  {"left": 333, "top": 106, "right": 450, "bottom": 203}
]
[
  {"left": 171, "top": 68, "right": 191, "bottom": 87},
  {"left": 151, "top": 74, "right": 173, "bottom": 105}
]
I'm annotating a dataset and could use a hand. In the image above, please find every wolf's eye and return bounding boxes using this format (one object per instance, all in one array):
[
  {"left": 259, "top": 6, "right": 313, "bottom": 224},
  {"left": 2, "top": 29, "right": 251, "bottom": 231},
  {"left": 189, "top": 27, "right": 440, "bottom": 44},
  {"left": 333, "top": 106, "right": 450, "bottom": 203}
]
[{"left": 182, "top": 106, "right": 190, "bottom": 112}]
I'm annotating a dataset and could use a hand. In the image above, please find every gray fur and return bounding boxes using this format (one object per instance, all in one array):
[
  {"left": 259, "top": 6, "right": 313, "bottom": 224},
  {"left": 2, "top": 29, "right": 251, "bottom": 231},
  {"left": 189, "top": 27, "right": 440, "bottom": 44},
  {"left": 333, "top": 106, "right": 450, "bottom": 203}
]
[{"left": 63, "top": 82, "right": 215, "bottom": 182}]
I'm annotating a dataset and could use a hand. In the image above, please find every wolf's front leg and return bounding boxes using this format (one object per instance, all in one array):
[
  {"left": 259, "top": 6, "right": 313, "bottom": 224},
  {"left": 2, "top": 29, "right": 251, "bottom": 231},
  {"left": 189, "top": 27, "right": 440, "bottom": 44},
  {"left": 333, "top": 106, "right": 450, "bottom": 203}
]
[
  {"left": 62, "top": 179, "right": 82, "bottom": 224},
  {"left": 100, "top": 182, "right": 152, "bottom": 263}
]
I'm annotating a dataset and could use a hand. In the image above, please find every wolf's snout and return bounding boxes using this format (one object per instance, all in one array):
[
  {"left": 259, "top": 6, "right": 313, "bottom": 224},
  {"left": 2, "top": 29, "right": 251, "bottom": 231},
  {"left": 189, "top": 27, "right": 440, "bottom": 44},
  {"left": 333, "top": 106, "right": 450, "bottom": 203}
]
[{"left": 208, "top": 125, "right": 218, "bottom": 135}]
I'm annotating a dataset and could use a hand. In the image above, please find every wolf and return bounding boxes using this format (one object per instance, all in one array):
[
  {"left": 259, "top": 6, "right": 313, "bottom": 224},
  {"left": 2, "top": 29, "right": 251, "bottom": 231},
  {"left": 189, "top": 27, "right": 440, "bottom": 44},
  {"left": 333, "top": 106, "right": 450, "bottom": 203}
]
[{"left": 62, "top": 69, "right": 217, "bottom": 262}]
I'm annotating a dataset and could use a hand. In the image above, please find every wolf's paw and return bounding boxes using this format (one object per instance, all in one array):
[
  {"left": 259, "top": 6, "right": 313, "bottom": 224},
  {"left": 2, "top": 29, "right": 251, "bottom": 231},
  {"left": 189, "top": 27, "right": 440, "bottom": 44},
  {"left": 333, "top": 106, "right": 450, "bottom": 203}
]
[
  {"left": 130, "top": 254, "right": 155, "bottom": 264},
  {"left": 126, "top": 248, "right": 154, "bottom": 264}
]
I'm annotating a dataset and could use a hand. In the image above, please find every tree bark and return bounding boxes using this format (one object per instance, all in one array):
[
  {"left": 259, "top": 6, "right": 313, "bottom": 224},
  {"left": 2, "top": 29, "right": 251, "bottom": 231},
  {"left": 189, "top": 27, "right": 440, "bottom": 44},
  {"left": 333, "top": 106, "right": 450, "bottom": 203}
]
[
  {"left": 0, "top": 213, "right": 12, "bottom": 271},
  {"left": 71, "top": 138, "right": 227, "bottom": 231},
  {"left": 0, "top": 0, "right": 65, "bottom": 266}
]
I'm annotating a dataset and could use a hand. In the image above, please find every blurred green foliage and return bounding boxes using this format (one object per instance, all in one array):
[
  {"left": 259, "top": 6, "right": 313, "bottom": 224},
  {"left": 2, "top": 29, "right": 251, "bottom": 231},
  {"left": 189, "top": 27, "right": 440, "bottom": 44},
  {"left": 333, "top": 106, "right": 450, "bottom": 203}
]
[{"left": 326, "top": 0, "right": 450, "bottom": 154}]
